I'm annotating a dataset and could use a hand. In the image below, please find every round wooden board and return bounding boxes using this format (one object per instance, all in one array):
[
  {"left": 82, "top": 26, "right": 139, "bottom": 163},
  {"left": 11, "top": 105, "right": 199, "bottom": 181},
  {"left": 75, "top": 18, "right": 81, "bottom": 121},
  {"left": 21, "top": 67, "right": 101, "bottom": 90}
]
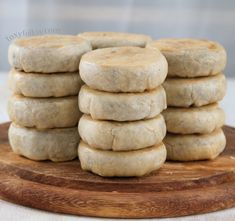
[{"left": 0, "top": 122, "right": 235, "bottom": 218}]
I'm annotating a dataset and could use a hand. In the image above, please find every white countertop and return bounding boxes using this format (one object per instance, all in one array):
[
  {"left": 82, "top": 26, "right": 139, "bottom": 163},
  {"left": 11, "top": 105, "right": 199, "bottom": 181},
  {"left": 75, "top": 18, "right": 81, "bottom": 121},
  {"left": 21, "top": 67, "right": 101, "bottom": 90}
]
[{"left": 0, "top": 72, "right": 235, "bottom": 221}]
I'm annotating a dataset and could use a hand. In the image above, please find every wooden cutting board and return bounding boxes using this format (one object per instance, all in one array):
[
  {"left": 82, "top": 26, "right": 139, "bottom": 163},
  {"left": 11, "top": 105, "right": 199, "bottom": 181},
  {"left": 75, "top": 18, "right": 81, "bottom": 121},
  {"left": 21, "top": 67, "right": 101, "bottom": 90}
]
[{"left": 0, "top": 122, "right": 235, "bottom": 218}]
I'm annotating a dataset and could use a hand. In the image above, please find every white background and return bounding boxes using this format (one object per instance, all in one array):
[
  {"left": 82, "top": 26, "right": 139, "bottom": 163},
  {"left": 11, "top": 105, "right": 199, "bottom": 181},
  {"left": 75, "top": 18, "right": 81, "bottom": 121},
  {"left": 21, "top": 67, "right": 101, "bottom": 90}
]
[{"left": 0, "top": 0, "right": 235, "bottom": 78}]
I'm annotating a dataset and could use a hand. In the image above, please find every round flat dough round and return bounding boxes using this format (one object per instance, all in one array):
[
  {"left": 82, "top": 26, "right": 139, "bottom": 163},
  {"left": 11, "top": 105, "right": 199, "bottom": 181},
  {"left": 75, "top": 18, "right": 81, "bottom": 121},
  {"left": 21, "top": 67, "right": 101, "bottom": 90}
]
[
  {"left": 79, "top": 46, "right": 167, "bottom": 92},
  {"left": 79, "top": 114, "right": 166, "bottom": 151},
  {"left": 147, "top": 38, "right": 226, "bottom": 77},
  {"left": 79, "top": 85, "right": 166, "bottom": 121},
  {"left": 78, "top": 32, "right": 152, "bottom": 49},
  {"left": 78, "top": 141, "right": 166, "bottom": 177},
  {"left": 163, "top": 103, "right": 225, "bottom": 134},
  {"left": 9, "top": 123, "right": 79, "bottom": 162},
  {"left": 9, "top": 69, "right": 83, "bottom": 98},
  {"left": 8, "top": 95, "right": 80, "bottom": 129},
  {"left": 164, "top": 129, "right": 226, "bottom": 161},
  {"left": 8, "top": 35, "right": 91, "bottom": 73},
  {"left": 163, "top": 73, "right": 226, "bottom": 107}
]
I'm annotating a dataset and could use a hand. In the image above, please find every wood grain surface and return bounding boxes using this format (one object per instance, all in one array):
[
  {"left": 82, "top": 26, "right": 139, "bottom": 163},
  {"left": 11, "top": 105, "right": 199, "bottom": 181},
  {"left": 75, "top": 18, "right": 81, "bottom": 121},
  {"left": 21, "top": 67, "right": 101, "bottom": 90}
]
[{"left": 0, "top": 122, "right": 235, "bottom": 218}]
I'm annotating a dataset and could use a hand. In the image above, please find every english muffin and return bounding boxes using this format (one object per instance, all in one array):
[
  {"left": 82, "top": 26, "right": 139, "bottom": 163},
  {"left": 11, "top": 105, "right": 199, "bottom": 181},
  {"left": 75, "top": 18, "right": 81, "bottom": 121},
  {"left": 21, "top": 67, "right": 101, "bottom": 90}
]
[
  {"left": 147, "top": 38, "right": 226, "bottom": 77},
  {"left": 79, "top": 114, "right": 166, "bottom": 151},
  {"left": 163, "top": 103, "right": 225, "bottom": 134},
  {"left": 9, "top": 123, "right": 79, "bottom": 162},
  {"left": 78, "top": 141, "right": 166, "bottom": 177},
  {"left": 79, "top": 85, "right": 166, "bottom": 121},
  {"left": 8, "top": 35, "right": 91, "bottom": 73},
  {"left": 78, "top": 32, "right": 152, "bottom": 49},
  {"left": 163, "top": 73, "right": 226, "bottom": 107},
  {"left": 164, "top": 129, "right": 226, "bottom": 161},
  {"left": 79, "top": 46, "right": 167, "bottom": 92},
  {"left": 8, "top": 95, "right": 80, "bottom": 129},
  {"left": 9, "top": 69, "right": 83, "bottom": 98}
]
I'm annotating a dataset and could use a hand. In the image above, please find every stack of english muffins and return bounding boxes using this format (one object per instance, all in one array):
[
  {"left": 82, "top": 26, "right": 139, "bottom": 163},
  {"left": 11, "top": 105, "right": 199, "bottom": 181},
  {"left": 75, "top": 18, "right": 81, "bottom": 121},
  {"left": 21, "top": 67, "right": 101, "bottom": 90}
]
[
  {"left": 147, "top": 39, "right": 227, "bottom": 161},
  {"left": 8, "top": 35, "right": 91, "bottom": 162},
  {"left": 78, "top": 46, "right": 168, "bottom": 177}
]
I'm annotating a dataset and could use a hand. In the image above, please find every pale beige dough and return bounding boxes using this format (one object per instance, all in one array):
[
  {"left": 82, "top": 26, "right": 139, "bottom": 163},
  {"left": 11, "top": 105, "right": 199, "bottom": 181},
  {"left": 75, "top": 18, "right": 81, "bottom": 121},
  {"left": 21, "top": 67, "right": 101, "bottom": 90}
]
[
  {"left": 79, "top": 85, "right": 166, "bottom": 121},
  {"left": 147, "top": 38, "right": 226, "bottom": 77},
  {"left": 9, "top": 122, "right": 79, "bottom": 162},
  {"left": 79, "top": 114, "right": 166, "bottom": 151},
  {"left": 163, "top": 73, "right": 226, "bottom": 107},
  {"left": 8, "top": 95, "right": 80, "bottom": 129},
  {"left": 163, "top": 103, "right": 225, "bottom": 134},
  {"left": 9, "top": 69, "right": 83, "bottom": 98},
  {"left": 8, "top": 35, "right": 91, "bottom": 73},
  {"left": 78, "top": 141, "right": 166, "bottom": 177},
  {"left": 78, "top": 32, "right": 152, "bottom": 49},
  {"left": 79, "top": 46, "right": 167, "bottom": 92},
  {"left": 164, "top": 128, "right": 226, "bottom": 161}
]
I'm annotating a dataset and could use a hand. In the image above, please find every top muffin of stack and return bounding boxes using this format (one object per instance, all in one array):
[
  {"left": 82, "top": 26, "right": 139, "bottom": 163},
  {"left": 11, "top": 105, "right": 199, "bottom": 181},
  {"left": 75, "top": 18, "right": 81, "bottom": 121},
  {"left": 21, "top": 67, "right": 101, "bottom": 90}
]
[
  {"left": 78, "top": 31, "right": 152, "bottom": 49},
  {"left": 77, "top": 37, "right": 168, "bottom": 176},
  {"left": 8, "top": 35, "right": 91, "bottom": 162},
  {"left": 147, "top": 39, "right": 227, "bottom": 161}
]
